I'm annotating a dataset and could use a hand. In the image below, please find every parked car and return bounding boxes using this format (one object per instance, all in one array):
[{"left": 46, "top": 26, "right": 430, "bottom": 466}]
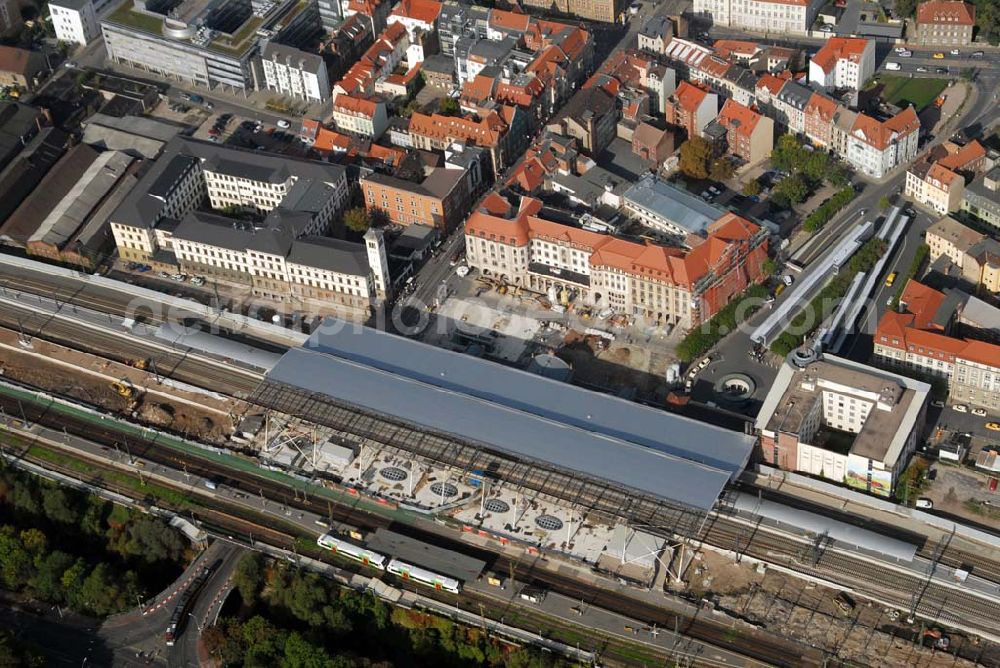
[
  {"left": 916, "top": 66, "right": 929, "bottom": 73},
  {"left": 950, "top": 49, "right": 960, "bottom": 55},
  {"left": 276, "top": 119, "right": 291, "bottom": 129},
  {"left": 972, "top": 407, "right": 987, "bottom": 417},
  {"left": 782, "top": 275, "right": 794, "bottom": 286},
  {"left": 971, "top": 51, "right": 984, "bottom": 59},
  {"left": 915, "top": 498, "right": 934, "bottom": 509},
  {"left": 935, "top": 67, "right": 948, "bottom": 74},
  {"left": 931, "top": 400, "right": 945, "bottom": 408},
  {"left": 886, "top": 62, "right": 901, "bottom": 71},
  {"left": 170, "top": 273, "right": 187, "bottom": 282},
  {"left": 898, "top": 50, "right": 912, "bottom": 58},
  {"left": 697, "top": 356, "right": 712, "bottom": 370},
  {"left": 885, "top": 271, "right": 897, "bottom": 287},
  {"left": 953, "top": 404, "right": 969, "bottom": 413},
  {"left": 986, "top": 422, "right": 1000, "bottom": 432},
  {"left": 932, "top": 52, "right": 945, "bottom": 59},
  {"left": 189, "top": 93, "right": 204, "bottom": 103}
]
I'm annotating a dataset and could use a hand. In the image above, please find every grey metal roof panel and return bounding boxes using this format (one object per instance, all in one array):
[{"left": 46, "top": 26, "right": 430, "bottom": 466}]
[
  {"left": 366, "top": 528, "right": 486, "bottom": 582},
  {"left": 266, "top": 346, "right": 734, "bottom": 510},
  {"left": 623, "top": 174, "right": 723, "bottom": 235},
  {"left": 173, "top": 211, "right": 294, "bottom": 256},
  {"left": 731, "top": 492, "right": 917, "bottom": 561}
]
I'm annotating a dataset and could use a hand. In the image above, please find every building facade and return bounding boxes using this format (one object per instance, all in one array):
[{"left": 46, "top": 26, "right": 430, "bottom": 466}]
[
  {"left": 807, "top": 37, "right": 875, "bottom": 91},
  {"left": 693, "top": 0, "right": 824, "bottom": 35},
  {"left": 260, "top": 42, "right": 330, "bottom": 103},
  {"left": 331, "top": 95, "right": 389, "bottom": 139},
  {"left": 49, "top": 0, "right": 101, "bottom": 45},
  {"left": 962, "top": 168, "right": 1000, "bottom": 228},
  {"left": 905, "top": 160, "right": 964, "bottom": 215},
  {"left": 107, "top": 137, "right": 374, "bottom": 314},
  {"left": 915, "top": 1, "right": 975, "bottom": 45},
  {"left": 361, "top": 165, "right": 469, "bottom": 231},
  {"left": 844, "top": 107, "right": 920, "bottom": 179},
  {"left": 716, "top": 98, "right": 774, "bottom": 164},
  {"left": 465, "top": 193, "right": 768, "bottom": 328},
  {"left": 756, "top": 355, "right": 929, "bottom": 497}
]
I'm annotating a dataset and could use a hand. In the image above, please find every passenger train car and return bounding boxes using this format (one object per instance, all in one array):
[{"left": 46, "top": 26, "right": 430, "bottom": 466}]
[
  {"left": 316, "top": 533, "right": 388, "bottom": 570},
  {"left": 387, "top": 558, "right": 462, "bottom": 594}
]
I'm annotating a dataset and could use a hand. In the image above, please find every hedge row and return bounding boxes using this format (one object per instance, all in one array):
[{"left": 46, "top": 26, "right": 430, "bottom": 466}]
[{"left": 802, "top": 186, "right": 857, "bottom": 233}]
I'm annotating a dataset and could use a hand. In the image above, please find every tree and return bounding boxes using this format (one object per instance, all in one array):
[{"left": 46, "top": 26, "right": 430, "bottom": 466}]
[
  {"left": 894, "top": 0, "right": 917, "bottom": 18},
  {"left": 343, "top": 207, "right": 371, "bottom": 233},
  {"left": 742, "top": 180, "right": 762, "bottom": 196},
  {"left": 233, "top": 553, "right": 264, "bottom": 605},
  {"left": 437, "top": 97, "right": 459, "bottom": 116},
  {"left": 678, "top": 137, "right": 713, "bottom": 179},
  {"left": 762, "top": 258, "right": 779, "bottom": 276},
  {"left": 771, "top": 174, "right": 809, "bottom": 206},
  {"left": 709, "top": 158, "right": 735, "bottom": 181},
  {"left": 878, "top": 195, "right": 891, "bottom": 211}
]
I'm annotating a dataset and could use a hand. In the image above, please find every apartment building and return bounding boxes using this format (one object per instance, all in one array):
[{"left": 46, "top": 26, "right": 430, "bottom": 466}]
[
  {"left": 756, "top": 355, "right": 929, "bottom": 497},
  {"left": 715, "top": 98, "right": 774, "bottom": 165},
  {"left": 808, "top": 37, "right": 875, "bottom": 91},
  {"left": 409, "top": 106, "right": 527, "bottom": 176},
  {"left": 107, "top": 138, "right": 376, "bottom": 313},
  {"left": 963, "top": 168, "right": 1000, "bottom": 228},
  {"left": 386, "top": 0, "right": 441, "bottom": 41},
  {"left": 664, "top": 80, "right": 718, "bottom": 140},
  {"left": 875, "top": 280, "right": 1000, "bottom": 411},
  {"left": 260, "top": 43, "right": 330, "bottom": 103},
  {"left": 915, "top": 1, "right": 975, "bottom": 46},
  {"left": 844, "top": 107, "right": 920, "bottom": 179},
  {"left": 925, "top": 215, "right": 1000, "bottom": 291},
  {"left": 49, "top": 0, "right": 102, "bottom": 45},
  {"left": 693, "top": 0, "right": 824, "bottom": 35},
  {"left": 0, "top": 47, "right": 46, "bottom": 93},
  {"left": 331, "top": 95, "right": 389, "bottom": 139},
  {"left": 546, "top": 86, "right": 617, "bottom": 156},
  {"left": 465, "top": 192, "right": 768, "bottom": 328},
  {"left": 905, "top": 140, "right": 987, "bottom": 215},
  {"left": 519, "top": 0, "right": 622, "bottom": 24},
  {"left": 803, "top": 91, "right": 838, "bottom": 148},
  {"left": 773, "top": 79, "right": 812, "bottom": 135},
  {"left": 361, "top": 163, "right": 470, "bottom": 231}
]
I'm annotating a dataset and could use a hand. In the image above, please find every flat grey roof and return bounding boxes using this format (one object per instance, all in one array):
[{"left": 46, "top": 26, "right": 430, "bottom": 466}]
[
  {"left": 366, "top": 528, "right": 486, "bottom": 582},
  {"left": 731, "top": 492, "right": 917, "bottom": 561},
  {"left": 287, "top": 236, "right": 369, "bottom": 275},
  {"left": 263, "top": 323, "right": 755, "bottom": 511},
  {"left": 624, "top": 173, "right": 723, "bottom": 235}
]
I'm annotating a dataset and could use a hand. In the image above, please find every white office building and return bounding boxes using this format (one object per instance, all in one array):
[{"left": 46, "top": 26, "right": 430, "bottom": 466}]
[
  {"left": 693, "top": 0, "right": 824, "bottom": 35},
  {"left": 260, "top": 42, "right": 330, "bottom": 103},
  {"left": 49, "top": 0, "right": 102, "bottom": 45}
]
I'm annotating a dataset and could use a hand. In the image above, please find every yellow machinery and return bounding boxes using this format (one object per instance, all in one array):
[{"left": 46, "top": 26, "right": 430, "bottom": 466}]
[
  {"left": 130, "top": 358, "right": 149, "bottom": 370},
  {"left": 111, "top": 379, "right": 142, "bottom": 412}
]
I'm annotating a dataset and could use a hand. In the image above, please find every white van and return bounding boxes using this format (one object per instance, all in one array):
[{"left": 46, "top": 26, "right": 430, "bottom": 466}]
[{"left": 886, "top": 62, "right": 901, "bottom": 71}]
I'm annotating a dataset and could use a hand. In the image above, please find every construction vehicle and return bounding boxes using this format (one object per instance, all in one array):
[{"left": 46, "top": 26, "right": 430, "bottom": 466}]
[
  {"left": 130, "top": 358, "right": 149, "bottom": 370},
  {"left": 111, "top": 379, "right": 143, "bottom": 413}
]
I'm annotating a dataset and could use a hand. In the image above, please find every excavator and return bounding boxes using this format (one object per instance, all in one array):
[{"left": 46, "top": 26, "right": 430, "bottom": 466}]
[
  {"left": 129, "top": 358, "right": 149, "bottom": 370},
  {"left": 111, "top": 379, "right": 143, "bottom": 413}
]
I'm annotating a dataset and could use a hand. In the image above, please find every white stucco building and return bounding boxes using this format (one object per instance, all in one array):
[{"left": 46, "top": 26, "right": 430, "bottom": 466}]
[
  {"left": 260, "top": 42, "right": 330, "bottom": 103},
  {"left": 693, "top": 0, "right": 824, "bottom": 35},
  {"left": 808, "top": 37, "right": 875, "bottom": 91}
]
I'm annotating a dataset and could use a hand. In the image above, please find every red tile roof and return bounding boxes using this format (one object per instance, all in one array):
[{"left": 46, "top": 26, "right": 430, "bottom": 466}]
[
  {"left": 852, "top": 106, "right": 919, "bottom": 150},
  {"left": 489, "top": 8, "right": 531, "bottom": 32},
  {"left": 916, "top": 0, "right": 975, "bottom": 25},
  {"left": 898, "top": 279, "right": 947, "bottom": 330},
  {"left": 756, "top": 73, "right": 786, "bottom": 97},
  {"left": 804, "top": 92, "right": 838, "bottom": 122},
  {"left": 389, "top": 0, "right": 442, "bottom": 23},
  {"left": 409, "top": 111, "right": 508, "bottom": 148},
  {"left": 811, "top": 37, "right": 870, "bottom": 74},
  {"left": 717, "top": 98, "right": 762, "bottom": 138},
  {"left": 673, "top": 80, "right": 710, "bottom": 113},
  {"left": 333, "top": 95, "right": 379, "bottom": 118},
  {"left": 937, "top": 139, "right": 986, "bottom": 171},
  {"left": 712, "top": 39, "right": 759, "bottom": 60}
]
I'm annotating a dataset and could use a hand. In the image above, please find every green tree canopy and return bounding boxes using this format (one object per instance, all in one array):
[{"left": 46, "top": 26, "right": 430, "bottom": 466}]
[
  {"left": 343, "top": 207, "right": 371, "bottom": 234},
  {"left": 678, "top": 136, "right": 713, "bottom": 179}
]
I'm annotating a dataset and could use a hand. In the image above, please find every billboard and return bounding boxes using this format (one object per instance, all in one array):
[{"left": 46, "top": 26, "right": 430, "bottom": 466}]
[{"left": 845, "top": 458, "right": 892, "bottom": 497}]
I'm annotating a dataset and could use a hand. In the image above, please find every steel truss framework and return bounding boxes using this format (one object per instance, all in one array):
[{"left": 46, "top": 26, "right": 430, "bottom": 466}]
[{"left": 250, "top": 380, "right": 719, "bottom": 541}]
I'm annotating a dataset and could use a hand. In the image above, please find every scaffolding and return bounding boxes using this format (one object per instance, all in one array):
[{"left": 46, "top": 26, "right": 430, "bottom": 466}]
[{"left": 250, "top": 380, "right": 715, "bottom": 541}]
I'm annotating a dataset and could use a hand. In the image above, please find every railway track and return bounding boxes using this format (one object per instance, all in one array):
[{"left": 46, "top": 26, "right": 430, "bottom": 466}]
[
  {"left": 0, "top": 391, "right": 814, "bottom": 667},
  {"left": 702, "top": 516, "right": 1000, "bottom": 637},
  {"left": 0, "top": 301, "right": 261, "bottom": 396}
]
